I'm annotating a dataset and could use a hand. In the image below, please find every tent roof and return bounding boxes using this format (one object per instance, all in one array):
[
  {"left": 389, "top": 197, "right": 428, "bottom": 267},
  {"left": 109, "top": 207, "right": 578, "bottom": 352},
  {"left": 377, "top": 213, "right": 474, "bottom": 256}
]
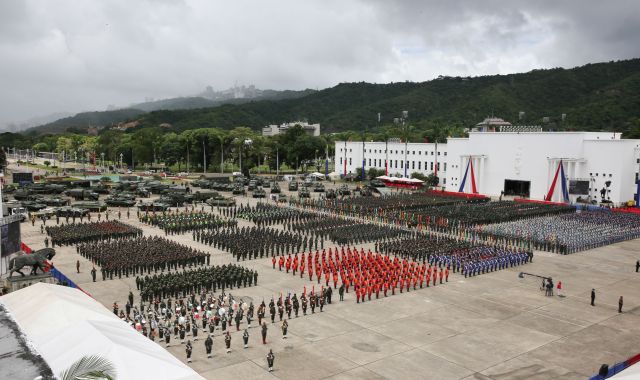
[{"left": 0, "top": 283, "right": 203, "bottom": 380}]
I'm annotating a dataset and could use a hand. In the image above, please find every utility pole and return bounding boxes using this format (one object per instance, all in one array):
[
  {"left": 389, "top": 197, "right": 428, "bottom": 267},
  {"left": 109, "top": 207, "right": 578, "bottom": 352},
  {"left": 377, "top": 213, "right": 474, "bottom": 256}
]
[
  {"left": 186, "top": 144, "right": 190, "bottom": 174},
  {"left": 362, "top": 128, "right": 366, "bottom": 181},
  {"left": 203, "top": 138, "right": 207, "bottom": 174},
  {"left": 220, "top": 137, "right": 224, "bottom": 174},
  {"left": 402, "top": 111, "right": 409, "bottom": 178},
  {"left": 276, "top": 146, "right": 280, "bottom": 177}
]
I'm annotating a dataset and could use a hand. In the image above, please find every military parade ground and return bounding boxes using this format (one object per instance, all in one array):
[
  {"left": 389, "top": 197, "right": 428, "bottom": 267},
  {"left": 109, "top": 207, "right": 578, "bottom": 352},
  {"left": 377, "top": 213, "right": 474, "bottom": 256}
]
[{"left": 6, "top": 172, "right": 639, "bottom": 380}]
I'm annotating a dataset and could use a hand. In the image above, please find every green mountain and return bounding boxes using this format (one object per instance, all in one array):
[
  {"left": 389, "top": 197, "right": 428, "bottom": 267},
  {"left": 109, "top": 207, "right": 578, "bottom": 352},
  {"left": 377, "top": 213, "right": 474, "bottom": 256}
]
[
  {"left": 133, "top": 59, "right": 640, "bottom": 133},
  {"left": 27, "top": 89, "right": 316, "bottom": 135},
  {"left": 26, "top": 108, "right": 146, "bottom": 135},
  {"left": 29, "top": 58, "right": 640, "bottom": 135},
  {"left": 129, "top": 89, "right": 316, "bottom": 112}
]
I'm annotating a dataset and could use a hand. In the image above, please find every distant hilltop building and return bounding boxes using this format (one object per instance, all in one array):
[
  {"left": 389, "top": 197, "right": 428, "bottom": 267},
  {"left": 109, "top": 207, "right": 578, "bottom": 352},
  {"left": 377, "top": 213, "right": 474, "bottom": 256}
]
[
  {"left": 262, "top": 121, "right": 320, "bottom": 137},
  {"left": 113, "top": 120, "right": 141, "bottom": 131},
  {"left": 470, "top": 117, "right": 542, "bottom": 133},
  {"left": 200, "top": 84, "right": 261, "bottom": 100}
]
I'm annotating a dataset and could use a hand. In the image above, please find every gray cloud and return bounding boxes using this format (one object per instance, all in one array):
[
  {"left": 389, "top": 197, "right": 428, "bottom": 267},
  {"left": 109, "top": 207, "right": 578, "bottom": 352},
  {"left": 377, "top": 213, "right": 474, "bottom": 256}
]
[{"left": 0, "top": 0, "right": 638, "bottom": 128}]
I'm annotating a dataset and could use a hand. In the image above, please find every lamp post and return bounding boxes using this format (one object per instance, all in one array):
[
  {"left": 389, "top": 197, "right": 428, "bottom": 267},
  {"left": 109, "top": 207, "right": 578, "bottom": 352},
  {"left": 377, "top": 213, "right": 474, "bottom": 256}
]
[
  {"left": 401, "top": 111, "right": 409, "bottom": 178},
  {"left": 101, "top": 152, "right": 105, "bottom": 172},
  {"left": 119, "top": 153, "right": 123, "bottom": 171},
  {"left": 202, "top": 138, "right": 207, "bottom": 174}
]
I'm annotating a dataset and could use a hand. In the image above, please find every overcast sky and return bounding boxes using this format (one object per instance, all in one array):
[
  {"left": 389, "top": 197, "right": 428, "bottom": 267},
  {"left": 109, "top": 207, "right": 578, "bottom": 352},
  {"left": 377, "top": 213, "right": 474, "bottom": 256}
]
[{"left": 1, "top": 0, "right": 639, "bottom": 128}]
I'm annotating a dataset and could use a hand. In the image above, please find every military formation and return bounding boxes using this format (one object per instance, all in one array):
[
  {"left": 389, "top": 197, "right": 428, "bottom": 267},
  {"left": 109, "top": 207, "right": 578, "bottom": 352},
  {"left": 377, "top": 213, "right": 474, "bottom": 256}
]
[
  {"left": 236, "top": 203, "right": 316, "bottom": 226},
  {"left": 46, "top": 220, "right": 142, "bottom": 247},
  {"left": 118, "top": 280, "right": 336, "bottom": 367},
  {"left": 288, "top": 217, "right": 410, "bottom": 245},
  {"left": 137, "top": 265, "right": 258, "bottom": 301},
  {"left": 195, "top": 226, "right": 311, "bottom": 261},
  {"left": 481, "top": 211, "right": 640, "bottom": 254},
  {"left": 78, "top": 236, "right": 209, "bottom": 280},
  {"left": 139, "top": 210, "right": 237, "bottom": 235}
]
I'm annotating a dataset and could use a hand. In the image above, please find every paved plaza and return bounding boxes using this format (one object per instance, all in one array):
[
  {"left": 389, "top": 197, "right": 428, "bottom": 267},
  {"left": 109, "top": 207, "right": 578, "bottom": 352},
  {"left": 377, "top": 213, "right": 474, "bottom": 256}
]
[{"left": 17, "top": 188, "right": 640, "bottom": 380}]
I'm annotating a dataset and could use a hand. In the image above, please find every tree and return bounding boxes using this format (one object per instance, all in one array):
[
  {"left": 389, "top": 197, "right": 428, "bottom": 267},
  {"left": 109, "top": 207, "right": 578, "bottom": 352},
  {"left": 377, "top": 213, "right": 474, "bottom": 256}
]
[
  {"left": 411, "top": 172, "right": 438, "bottom": 187},
  {"left": 0, "top": 147, "right": 6, "bottom": 170},
  {"left": 44, "top": 160, "right": 51, "bottom": 167},
  {"left": 59, "top": 355, "right": 116, "bottom": 380}
]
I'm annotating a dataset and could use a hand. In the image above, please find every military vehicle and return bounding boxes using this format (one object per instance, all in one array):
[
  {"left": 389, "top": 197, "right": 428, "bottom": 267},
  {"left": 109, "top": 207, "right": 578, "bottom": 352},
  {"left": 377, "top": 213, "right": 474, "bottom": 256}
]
[
  {"left": 325, "top": 189, "right": 337, "bottom": 199},
  {"left": 2, "top": 202, "right": 28, "bottom": 221},
  {"left": 262, "top": 179, "right": 271, "bottom": 188},
  {"left": 66, "top": 188, "right": 99, "bottom": 201},
  {"left": 136, "top": 187, "right": 151, "bottom": 198},
  {"left": 21, "top": 201, "right": 47, "bottom": 211},
  {"left": 369, "top": 179, "right": 386, "bottom": 188},
  {"left": 116, "top": 180, "right": 139, "bottom": 191},
  {"left": 206, "top": 194, "right": 236, "bottom": 207},
  {"left": 2, "top": 183, "right": 18, "bottom": 194},
  {"left": 29, "top": 183, "right": 66, "bottom": 194},
  {"left": 299, "top": 187, "right": 311, "bottom": 198},
  {"left": 313, "top": 183, "right": 325, "bottom": 192},
  {"left": 73, "top": 201, "right": 108, "bottom": 212},
  {"left": 192, "top": 190, "right": 219, "bottom": 202},
  {"left": 253, "top": 187, "right": 267, "bottom": 198},
  {"left": 56, "top": 206, "right": 90, "bottom": 217},
  {"left": 13, "top": 188, "right": 31, "bottom": 201},
  {"left": 232, "top": 185, "right": 246, "bottom": 196},
  {"left": 337, "top": 185, "right": 351, "bottom": 196},
  {"left": 277, "top": 193, "right": 287, "bottom": 203},
  {"left": 137, "top": 201, "right": 171, "bottom": 212},
  {"left": 192, "top": 178, "right": 211, "bottom": 188},
  {"left": 144, "top": 181, "right": 170, "bottom": 194},
  {"left": 105, "top": 196, "right": 137, "bottom": 207},
  {"left": 288, "top": 181, "right": 298, "bottom": 191},
  {"left": 32, "top": 207, "right": 57, "bottom": 219},
  {"left": 37, "top": 196, "right": 70, "bottom": 207},
  {"left": 210, "top": 182, "right": 234, "bottom": 192},
  {"left": 247, "top": 180, "right": 258, "bottom": 191},
  {"left": 270, "top": 182, "right": 281, "bottom": 194},
  {"left": 91, "top": 183, "right": 112, "bottom": 194},
  {"left": 360, "top": 186, "right": 373, "bottom": 197},
  {"left": 159, "top": 192, "right": 194, "bottom": 207}
]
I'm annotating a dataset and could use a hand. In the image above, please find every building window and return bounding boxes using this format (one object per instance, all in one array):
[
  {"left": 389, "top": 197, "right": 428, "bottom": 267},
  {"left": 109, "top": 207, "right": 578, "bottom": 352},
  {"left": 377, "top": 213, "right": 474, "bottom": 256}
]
[
  {"left": 349, "top": 149, "right": 352, "bottom": 153},
  {"left": 368, "top": 159, "right": 371, "bottom": 166},
  {"left": 595, "top": 173, "right": 598, "bottom": 176},
  {"left": 443, "top": 178, "right": 446, "bottom": 185},
  {"left": 340, "top": 158, "right": 342, "bottom": 165},
  {"left": 438, "top": 152, "right": 441, "bottom": 156},
  {"left": 349, "top": 158, "right": 352, "bottom": 165},
  {"left": 418, "top": 151, "right": 422, "bottom": 155},
  {"left": 395, "top": 160, "right": 398, "bottom": 168},
  {"left": 424, "top": 161, "right": 428, "bottom": 169},
  {"left": 609, "top": 174, "right": 612, "bottom": 177},
  {"left": 412, "top": 151, "right": 415, "bottom": 155},
  {"left": 431, "top": 152, "right": 434, "bottom": 156},
  {"left": 444, "top": 152, "right": 447, "bottom": 156},
  {"left": 340, "top": 148, "right": 342, "bottom": 152},
  {"left": 437, "top": 163, "right": 440, "bottom": 170},
  {"left": 412, "top": 161, "right": 415, "bottom": 169},
  {"left": 444, "top": 163, "right": 447, "bottom": 171},
  {"left": 418, "top": 162, "right": 421, "bottom": 170},
  {"left": 401, "top": 161, "right": 403, "bottom": 168},
  {"left": 430, "top": 162, "right": 433, "bottom": 170}
]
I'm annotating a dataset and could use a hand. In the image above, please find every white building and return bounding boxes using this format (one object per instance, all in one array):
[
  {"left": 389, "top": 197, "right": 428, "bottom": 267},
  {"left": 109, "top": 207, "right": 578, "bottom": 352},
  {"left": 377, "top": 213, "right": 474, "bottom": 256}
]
[
  {"left": 336, "top": 131, "right": 640, "bottom": 204},
  {"left": 335, "top": 140, "right": 447, "bottom": 186},
  {"left": 263, "top": 121, "right": 320, "bottom": 137}
]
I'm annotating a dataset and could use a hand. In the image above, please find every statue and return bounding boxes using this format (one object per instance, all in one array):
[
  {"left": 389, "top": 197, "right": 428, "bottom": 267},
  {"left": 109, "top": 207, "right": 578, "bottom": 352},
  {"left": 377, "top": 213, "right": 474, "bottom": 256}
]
[{"left": 8, "top": 248, "right": 56, "bottom": 277}]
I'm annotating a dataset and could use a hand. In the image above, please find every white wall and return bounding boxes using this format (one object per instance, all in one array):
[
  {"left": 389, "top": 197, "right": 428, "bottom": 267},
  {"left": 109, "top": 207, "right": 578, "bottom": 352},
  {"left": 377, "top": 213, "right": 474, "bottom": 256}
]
[
  {"left": 336, "top": 132, "right": 640, "bottom": 204},
  {"left": 334, "top": 141, "right": 447, "bottom": 184}
]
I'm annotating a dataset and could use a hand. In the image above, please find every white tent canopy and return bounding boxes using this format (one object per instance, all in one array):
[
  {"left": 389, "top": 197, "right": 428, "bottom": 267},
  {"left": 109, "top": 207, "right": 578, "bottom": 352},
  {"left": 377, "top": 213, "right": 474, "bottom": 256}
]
[
  {"left": 376, "top": 175, "right": 424, "bottom": 183},
  {"left": 611, "top": 362, "right": 640, "bottom": 379},
  {"left": 0, "top": 283, "right": 204, "bottom": 380},
  {"left": 308, "top": 172, "right": 326, "bottom": 178}
]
